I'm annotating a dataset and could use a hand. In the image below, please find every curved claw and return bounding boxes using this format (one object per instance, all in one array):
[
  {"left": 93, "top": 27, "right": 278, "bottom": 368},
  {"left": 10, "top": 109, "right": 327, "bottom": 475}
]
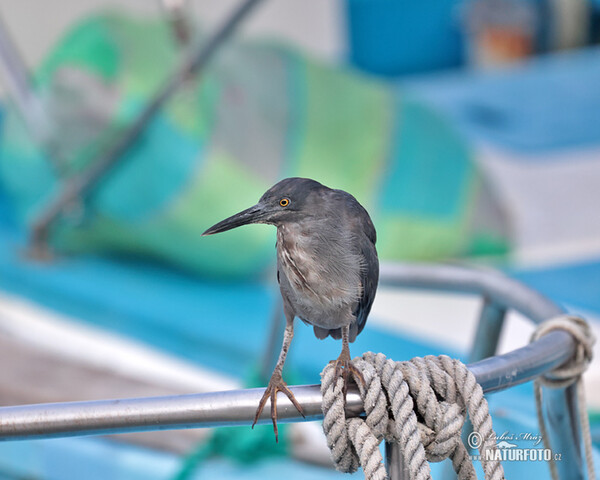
[
  {"left": 330, "top": 356, "right": 365, "bottom": 398},
  {"left": 252, "top": 376, "right": 304, "bottom": 442}
]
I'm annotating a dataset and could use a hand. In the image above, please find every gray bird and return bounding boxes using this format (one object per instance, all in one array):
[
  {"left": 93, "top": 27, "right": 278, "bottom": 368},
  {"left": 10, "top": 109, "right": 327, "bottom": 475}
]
[{"left": 203, "top": 177, "right": 379, "bottom": 440}]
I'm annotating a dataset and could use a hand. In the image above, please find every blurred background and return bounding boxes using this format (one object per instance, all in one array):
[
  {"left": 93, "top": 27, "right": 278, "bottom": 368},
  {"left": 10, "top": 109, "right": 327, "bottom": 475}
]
[{"left": 0, "top": 0, "right": 599, "bottom": 478}]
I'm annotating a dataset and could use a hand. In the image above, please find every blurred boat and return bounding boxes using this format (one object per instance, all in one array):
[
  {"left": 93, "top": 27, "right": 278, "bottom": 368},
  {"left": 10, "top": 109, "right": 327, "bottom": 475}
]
[{"left": 0, "top": 6, "right": 599, "bottom": 479}]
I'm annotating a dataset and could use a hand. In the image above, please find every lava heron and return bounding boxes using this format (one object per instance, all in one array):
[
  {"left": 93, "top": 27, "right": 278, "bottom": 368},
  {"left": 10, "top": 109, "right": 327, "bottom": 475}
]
[{"left": 203, "top": 177, "right": 379, "bottom": 440}]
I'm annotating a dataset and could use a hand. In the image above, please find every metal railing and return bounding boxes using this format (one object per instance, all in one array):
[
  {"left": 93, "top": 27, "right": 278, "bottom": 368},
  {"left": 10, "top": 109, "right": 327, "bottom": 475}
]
[{"left": 0, "top": 263, "right": 582, "bottom": 479}]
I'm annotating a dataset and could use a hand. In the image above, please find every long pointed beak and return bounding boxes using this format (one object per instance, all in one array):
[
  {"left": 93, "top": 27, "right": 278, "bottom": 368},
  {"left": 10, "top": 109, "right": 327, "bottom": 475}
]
[{"left": 202, "top": 204, "right": 267, "bottom": 236}]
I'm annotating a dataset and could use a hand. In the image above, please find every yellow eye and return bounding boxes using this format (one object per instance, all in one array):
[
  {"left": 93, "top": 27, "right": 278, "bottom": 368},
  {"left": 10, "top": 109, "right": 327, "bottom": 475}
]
[{"left": 279, "top": 198, "right": 290, "bottom": 207}]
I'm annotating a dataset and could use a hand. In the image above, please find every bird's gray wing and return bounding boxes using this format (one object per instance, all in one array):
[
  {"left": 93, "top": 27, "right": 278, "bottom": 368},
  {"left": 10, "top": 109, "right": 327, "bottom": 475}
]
[{"left": 352, "top": 233, "right": 379, "bottom": 341}]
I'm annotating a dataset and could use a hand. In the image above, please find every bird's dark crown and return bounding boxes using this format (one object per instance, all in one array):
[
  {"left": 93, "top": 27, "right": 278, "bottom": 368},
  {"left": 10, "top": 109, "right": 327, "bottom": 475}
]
[{"left": 257, "top": 177, "right": 328, "bottom": 224}]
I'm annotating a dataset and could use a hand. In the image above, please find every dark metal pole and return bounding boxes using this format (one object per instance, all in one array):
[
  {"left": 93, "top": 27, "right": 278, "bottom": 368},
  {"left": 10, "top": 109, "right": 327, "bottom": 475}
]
[
  {"left": 160, "top": 0, "right": 193, "bottom": 46},
  {"left": 0, "top": 16, "right": 52, "bottom": 159},
  {"left": 468, "top": 298, "right": 506, "bottom": 364},
  {"left": 467, "top": 299, "right": 507, "bottom": 479},
  {"left": 29, "top": 0, "right": 265, "bottom": 258},
  {"left": 385, "top": 439, "right": 406, "bottom": 480},
  {"left": 440, "top": 298, "right": 507, "bottom": 480},
  {"left": 545, "top": 385, "right": 584, "bottom": 479}
]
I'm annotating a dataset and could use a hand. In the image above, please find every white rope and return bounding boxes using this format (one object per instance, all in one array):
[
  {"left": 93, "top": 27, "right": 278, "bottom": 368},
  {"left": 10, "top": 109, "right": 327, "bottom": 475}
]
[
  {"left": 531, "top": 315, "right": 596, "bottom": 480},
  {"left": 320, "top": 353, "right": 505, "bottom": 480}
]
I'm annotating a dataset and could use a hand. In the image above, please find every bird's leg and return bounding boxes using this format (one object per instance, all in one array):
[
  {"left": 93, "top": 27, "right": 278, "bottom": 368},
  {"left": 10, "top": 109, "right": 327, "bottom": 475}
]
[
  {"left": 330, "top": 325, "right": 365, "bottom": 398},
  {"left": 252, "top": 318, "right": 304, "bottom": 442}
]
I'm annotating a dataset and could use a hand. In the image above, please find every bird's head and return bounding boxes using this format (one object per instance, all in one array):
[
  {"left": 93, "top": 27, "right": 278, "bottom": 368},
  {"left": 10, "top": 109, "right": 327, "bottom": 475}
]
[{"left": 202, "top": 177, "right": 326, "bottom": 236}]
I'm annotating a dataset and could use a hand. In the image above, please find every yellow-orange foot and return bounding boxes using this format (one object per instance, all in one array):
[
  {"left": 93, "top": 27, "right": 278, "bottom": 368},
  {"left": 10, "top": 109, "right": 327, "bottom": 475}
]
[
  {"left": 252, "top": 373, "right": 305, "bottom": 442},
  {"left": 329, "top": 350, "right": 365, "bottom": 398}
]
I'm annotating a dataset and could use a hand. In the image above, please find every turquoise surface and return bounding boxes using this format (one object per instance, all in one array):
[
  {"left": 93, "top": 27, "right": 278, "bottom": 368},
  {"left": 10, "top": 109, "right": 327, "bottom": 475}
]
[
  {"left": 512, "top": 259, "right": 600, "bottom": 317},
  {"left": 96, "top": 113, "right": 203, "bottom": 222},
  {"left": 407, "top": 47, "right": 600, "bottom": 153},
  {"left": 0, "top": 436, "right": 363, "bottom": 480},
  {"left": 345, "top": 0, "right": 464, "bottom": 76},
  {"left": 381, "top": 97, "right": 473, "bottom": 219}
]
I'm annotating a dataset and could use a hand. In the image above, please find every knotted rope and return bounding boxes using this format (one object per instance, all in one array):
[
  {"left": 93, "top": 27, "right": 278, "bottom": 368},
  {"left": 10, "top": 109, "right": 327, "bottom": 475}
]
[
  {"left": 321, "top": 352, "right": 505, "bottom": 480},
  {"left": 531, "top": 315, "right": 596, "bottom": 480}
]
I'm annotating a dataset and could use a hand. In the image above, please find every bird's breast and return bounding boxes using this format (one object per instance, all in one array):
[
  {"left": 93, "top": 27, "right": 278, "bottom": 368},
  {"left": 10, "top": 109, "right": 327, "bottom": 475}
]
[{"left": 276, "top": 224, "right": 362, "bottom": 315}]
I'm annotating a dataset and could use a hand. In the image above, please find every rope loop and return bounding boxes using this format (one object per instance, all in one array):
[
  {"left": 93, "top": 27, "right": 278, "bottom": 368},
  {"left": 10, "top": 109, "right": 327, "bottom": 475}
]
[
  {"left": 531, "top": 315, "right": 596, "bottom": 480},
  {"left": 531, "top": 314, "right": 595, "bottom": 388},
  {"left": 320, "top": 353, "right": 505, "bottom": 480}
]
